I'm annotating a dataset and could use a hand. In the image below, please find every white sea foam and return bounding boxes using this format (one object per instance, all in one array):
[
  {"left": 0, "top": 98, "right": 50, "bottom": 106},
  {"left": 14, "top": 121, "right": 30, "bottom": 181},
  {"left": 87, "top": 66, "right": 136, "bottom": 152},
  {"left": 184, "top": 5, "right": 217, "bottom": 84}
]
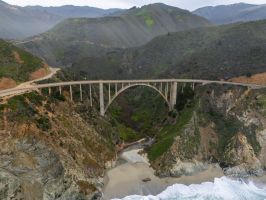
[{"left": 112, "top": 177, "right": 266, "bottom": 200}]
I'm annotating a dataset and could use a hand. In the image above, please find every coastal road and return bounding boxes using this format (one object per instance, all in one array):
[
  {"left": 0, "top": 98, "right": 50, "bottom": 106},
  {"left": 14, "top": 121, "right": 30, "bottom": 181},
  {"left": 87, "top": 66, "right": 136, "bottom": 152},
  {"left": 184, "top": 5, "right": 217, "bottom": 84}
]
[{"left": 0, "top": 67, "right": 60, "bottom": 99}]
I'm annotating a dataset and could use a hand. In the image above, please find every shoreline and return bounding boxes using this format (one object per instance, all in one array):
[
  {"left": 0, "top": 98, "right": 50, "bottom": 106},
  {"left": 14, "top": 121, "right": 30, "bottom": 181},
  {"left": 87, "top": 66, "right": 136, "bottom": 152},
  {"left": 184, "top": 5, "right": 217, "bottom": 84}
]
[{"left": 102, "top": 148, "right": 224, "bottom": 200}]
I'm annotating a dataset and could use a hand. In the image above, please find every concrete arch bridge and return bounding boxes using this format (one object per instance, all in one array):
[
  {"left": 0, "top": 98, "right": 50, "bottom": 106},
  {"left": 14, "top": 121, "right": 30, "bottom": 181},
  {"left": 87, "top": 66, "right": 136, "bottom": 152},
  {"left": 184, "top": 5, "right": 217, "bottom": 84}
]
[{"left": 0, "top": 79, "right": 265, "bottom": 116}]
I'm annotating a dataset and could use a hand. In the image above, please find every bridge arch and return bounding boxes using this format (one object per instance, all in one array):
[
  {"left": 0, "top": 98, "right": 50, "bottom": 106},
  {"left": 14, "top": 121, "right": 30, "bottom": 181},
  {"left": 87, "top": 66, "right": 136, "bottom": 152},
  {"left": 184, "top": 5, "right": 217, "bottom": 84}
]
[{"left": 104, "top": 83, "right": 170, "bottom": 115}]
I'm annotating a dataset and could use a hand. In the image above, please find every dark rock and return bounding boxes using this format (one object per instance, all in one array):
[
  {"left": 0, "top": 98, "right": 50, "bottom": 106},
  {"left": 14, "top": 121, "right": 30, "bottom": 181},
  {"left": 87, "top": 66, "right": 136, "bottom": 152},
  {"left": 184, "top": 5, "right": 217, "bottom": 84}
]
[{"left": 142, "top": 178, "right": 151, "bottom": 182}]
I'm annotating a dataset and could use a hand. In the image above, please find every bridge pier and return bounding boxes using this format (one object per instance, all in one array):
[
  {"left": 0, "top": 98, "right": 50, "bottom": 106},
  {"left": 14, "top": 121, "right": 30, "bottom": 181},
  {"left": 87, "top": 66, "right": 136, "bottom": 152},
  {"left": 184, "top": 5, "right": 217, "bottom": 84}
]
[
  {"left": 70, "top": 85, "right": 73, "bottom": 101},
  {"left": 99, "top": 82, "right": 105, "bottom": 116},
  {"left": 165, "top": 83, "right": 169, "bottom": 100},
  {"left": 108, "top": 83, "right": 111, "bottom": 104},
  {"left": 80, "top": 84, "right": 83, "bottom": 101},
  {"left": 59, "top": 86, "right": 62, "bottom": 95},
  {"left": 170, "top": 82, "right": 177, "bottom": 111},
  {"left": 89, "top": 84, "right": 92, "bottom": 107}
]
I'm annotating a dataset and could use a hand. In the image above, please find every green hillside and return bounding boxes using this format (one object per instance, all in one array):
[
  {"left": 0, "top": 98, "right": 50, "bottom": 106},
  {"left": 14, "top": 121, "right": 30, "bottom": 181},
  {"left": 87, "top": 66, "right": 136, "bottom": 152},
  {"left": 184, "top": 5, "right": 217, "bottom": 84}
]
[
  {"left": 19, "top": 3, "right": 210, "bottom": 67},
  {"left": 67, "top": 20, "right": 266, "bottom": 80},
  {"left": 0, "top": 39, "right": 44, "bottom": 83}
]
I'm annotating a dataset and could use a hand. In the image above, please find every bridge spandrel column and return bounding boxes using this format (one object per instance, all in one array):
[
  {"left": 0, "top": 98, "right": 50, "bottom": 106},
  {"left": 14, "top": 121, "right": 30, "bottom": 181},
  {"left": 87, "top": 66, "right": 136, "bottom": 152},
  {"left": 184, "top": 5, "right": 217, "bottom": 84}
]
[
  {"left": 80, "top": 84, "right": 83, "bottom": 101},
  {"left": 70, "top": 85, "right": 73, "bottom": 101},
  {"left": 108, "top": 83, "right": 111, "bottom": 103},
  {"left": 99, "top": 82, "right": 105, "bottom": 116},
  {"left": 59, "top": 86, "right": 62, "bottom": 95},
  {"left": 170, "top": 82, "right": 177, "bottom": 111},
  {"left": 89, "top": 84, "right": 92, "bottom": 107},
  {"left": 115, "top": 83, "right": 118, "bottom": 94}
]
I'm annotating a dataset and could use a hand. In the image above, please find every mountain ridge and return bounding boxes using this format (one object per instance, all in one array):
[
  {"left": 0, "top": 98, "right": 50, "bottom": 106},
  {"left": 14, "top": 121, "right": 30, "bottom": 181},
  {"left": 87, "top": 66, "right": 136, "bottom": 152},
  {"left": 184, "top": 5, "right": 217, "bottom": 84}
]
[
  {"left": 19, "top": 3, "right": 211, "bottom": 66},
  {"left": 0, "top": 0, "right": 123, "bottom": 39},
  {"left": 60, "top": 19, "right": 266, "bottom": 80},
  {"left": 194, "top": 3, "right": 266, "bottom": 24}
]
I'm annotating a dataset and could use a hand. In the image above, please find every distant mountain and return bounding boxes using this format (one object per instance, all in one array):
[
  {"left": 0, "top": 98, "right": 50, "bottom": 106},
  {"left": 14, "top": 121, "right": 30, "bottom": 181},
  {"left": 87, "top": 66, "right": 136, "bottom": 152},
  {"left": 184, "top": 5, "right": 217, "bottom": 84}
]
[
  {"left": 194, "top": 3, "right": 266, "bottom": 24},
  {"left": 25, "top": 5, "right": 124, "bottom": 19},
  {"left": 0, "top": 0, "right": 123, "bottom": 39},
  {"left": 60, "top": 20, "right": 266, "bottom": 80},
  {"left": 0, "top": 1, "right": 61, "bottom": 39},
  {"left": 19, "top": 3, "right": 211, "bottom": 66}
]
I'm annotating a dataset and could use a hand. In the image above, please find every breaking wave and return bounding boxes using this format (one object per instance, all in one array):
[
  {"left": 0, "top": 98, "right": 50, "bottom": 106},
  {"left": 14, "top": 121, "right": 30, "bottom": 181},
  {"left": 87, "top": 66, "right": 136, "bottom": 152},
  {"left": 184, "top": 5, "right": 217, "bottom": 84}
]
[{"left": 112, "top": 177, "right": 266, "bottom": 200}]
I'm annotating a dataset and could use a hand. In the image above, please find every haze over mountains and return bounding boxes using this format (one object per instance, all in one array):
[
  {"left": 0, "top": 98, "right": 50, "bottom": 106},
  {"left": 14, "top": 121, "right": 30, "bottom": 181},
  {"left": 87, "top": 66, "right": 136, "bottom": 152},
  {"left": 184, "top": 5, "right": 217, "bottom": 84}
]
[
  {"left": 1, "top": 1, "right": 266, "bottom": 82},
  {"left": 19, "top": 3, "right": 210, "bottom": 66},
  {"left": 0, "top": 0, "right": 122, "bottom": 39},
  {"left": 2, "top": 0, "right": 266, "bottom": 39},
  {"left": 194, "top": 3, "right": 266, "bottom": 24}
]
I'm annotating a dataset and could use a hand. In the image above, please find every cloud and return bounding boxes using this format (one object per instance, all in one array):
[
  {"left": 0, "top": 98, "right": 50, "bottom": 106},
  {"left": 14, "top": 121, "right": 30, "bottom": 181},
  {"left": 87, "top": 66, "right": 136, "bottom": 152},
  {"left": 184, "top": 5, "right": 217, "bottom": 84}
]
[{"left": 4, "top": 0, "right": 266, "bottom": 10}]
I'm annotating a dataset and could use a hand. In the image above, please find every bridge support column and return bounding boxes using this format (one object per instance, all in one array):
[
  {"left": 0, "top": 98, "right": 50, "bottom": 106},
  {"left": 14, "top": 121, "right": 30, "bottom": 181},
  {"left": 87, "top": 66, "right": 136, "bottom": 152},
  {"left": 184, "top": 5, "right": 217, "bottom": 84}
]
[
  {"left": 59, "top": 86, "right": 62, "bottom": 95},
  {"left": 99, "top": 82, "right": 105, "bottom": 116},
  {"left": 165, "top": 83, "right": 169, "bottom": 100},
  {"left": 108, "top": 83, "right": 111, "bottom": 103},
  {"left": 115, "top": 83, "right": 118, "bottom": 94},
  {"left": 48, "top": 87, "right": 51, "bottom": 95},
  {"left": 80, "top": 84, "right": 83, "bottom": 101},
  {"left": 89, "top": 84, "right": 92, "bottom": 107},
  {"left": 70, "top": 85, "right": 73, "bottom": 101},
  {"left": 170, "top": 82, "right": 177, "bottom": 111}
]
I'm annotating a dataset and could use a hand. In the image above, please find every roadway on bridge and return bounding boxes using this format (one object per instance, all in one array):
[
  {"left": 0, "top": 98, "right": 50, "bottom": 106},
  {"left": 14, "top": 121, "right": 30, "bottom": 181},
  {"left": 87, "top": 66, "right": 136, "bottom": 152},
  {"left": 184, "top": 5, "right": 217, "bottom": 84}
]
[{"left": 0, "top": 78, "right": 265, "bottom": 99}]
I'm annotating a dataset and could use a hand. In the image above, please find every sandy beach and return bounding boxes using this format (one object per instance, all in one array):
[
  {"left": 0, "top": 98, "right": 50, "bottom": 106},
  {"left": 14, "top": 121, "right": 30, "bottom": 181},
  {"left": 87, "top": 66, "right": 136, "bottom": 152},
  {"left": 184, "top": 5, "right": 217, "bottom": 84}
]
[{"left": 103, "top": 148, "right": 224, "bottom": 200}]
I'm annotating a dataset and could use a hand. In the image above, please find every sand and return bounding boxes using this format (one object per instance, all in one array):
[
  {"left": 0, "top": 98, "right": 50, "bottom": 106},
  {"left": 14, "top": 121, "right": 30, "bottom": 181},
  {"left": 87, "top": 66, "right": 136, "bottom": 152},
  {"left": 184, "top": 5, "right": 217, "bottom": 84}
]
[{"left": 103, "top": 149, "right": 224, "bottom": 200}]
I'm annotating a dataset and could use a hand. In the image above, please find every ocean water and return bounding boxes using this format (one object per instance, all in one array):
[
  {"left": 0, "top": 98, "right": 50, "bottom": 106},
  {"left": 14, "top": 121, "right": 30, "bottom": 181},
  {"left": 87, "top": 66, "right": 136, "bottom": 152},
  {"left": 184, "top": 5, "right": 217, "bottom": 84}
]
[{"left": 112, "top": 177, "right": 266, "bottom": 200}]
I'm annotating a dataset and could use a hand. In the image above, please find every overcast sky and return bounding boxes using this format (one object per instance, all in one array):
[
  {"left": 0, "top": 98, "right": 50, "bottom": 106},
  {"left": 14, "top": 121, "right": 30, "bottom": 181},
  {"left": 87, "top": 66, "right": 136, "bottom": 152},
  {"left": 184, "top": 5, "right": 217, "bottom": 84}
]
[{"left": 3, "top": 0, "right": 266, "bottom": 10}]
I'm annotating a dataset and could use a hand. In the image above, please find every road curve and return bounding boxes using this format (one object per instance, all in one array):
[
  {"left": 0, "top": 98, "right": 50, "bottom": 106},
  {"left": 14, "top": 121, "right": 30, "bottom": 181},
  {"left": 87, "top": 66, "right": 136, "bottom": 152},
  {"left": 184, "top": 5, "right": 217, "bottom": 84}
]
[
  {"left": 0, "top": 67, "right": 60, "bottom": 98},
  {"left": 0, "top": 79, "right": 265, "bottom": 99}
]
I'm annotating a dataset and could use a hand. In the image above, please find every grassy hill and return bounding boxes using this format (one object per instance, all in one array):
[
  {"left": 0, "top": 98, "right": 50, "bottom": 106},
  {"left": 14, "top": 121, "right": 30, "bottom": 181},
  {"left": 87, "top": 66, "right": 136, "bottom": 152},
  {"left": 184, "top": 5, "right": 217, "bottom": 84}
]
[
  {"left": 194, "top": 3, "right": 266, "bottom": 25},
  {"left": 66, "top": 20, "right": 266, "bottom": 80},
  {"left": 19, "top": 3, "right": 210, "bottom": 66},
  {"left": 0, "top": 39, "right": 44, "bottom": 83}
]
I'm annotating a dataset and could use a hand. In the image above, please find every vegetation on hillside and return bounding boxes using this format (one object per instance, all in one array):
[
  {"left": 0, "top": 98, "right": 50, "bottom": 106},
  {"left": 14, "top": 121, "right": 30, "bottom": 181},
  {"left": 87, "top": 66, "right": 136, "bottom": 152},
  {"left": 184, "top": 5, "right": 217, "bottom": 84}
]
[
  {"left": 20, "top": 3, "right": 210, "bottom": 66},
  {"left": 0, "top": 39, "right": 44, "bottom": 82},
  {"left": 65, "top": 20, "right": 266, "bottom": 80}
]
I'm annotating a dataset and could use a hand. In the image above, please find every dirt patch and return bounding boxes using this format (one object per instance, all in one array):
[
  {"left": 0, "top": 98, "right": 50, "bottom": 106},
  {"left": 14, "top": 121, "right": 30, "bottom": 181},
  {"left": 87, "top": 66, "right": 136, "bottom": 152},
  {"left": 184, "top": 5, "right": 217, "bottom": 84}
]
[
  {"left": 13, "top": 51, "right": 24, "bottom": 64},
  {"left": 229, "top": 72, "right": 266, "bottom": 85},
  {"left": 29, "top": 66, "right": 50, "bottom": 81},
  {"left": 0, "top": 78, "right": 17, "bottom": 90}
]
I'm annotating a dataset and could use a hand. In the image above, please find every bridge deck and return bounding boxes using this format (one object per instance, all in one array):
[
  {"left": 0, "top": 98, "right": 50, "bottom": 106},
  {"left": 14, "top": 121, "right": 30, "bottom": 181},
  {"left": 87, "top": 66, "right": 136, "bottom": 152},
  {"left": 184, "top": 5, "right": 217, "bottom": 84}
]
[{"left": 0, "top": 79, "right": 265, "bottom": 98}]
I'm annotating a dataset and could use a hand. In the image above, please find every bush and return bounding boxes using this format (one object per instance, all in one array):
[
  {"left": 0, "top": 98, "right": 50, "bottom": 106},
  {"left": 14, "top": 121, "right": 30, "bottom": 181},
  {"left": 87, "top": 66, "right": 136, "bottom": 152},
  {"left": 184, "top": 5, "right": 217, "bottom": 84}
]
[{"left": 36, "top": 116, "right": 51, "bottom": 131}]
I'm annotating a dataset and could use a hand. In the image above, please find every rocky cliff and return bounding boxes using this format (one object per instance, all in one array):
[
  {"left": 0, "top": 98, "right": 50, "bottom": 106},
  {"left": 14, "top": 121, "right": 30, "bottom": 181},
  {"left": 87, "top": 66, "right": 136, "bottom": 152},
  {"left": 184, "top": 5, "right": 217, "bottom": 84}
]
[
  {"left": 0, "top": 92, "right": 118, "bottom": 199},
  {"left": 148, "top": 84, "right": 266, "bottom": 178},
  {"left": 0, "top": 83, "right": 265, "bottom": 199}
]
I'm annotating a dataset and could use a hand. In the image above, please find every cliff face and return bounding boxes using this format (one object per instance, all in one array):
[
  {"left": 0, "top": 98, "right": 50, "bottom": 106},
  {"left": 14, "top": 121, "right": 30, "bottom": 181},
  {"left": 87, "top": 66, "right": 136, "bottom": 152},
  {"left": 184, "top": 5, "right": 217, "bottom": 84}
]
[
  {"left": 0, "top": 92, "right": 117, "bottom": 199},
  {"left": 150, "top": 85, "right": 266, "bottom": 177}
]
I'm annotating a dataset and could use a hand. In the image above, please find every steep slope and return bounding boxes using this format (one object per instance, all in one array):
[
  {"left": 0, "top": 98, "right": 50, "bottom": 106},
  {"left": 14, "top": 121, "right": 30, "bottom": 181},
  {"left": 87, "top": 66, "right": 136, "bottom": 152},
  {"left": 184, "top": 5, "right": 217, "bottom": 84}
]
[
  {"left": 148, "top": 85, "right": 266, "bottom": 178},
  {"left": 194, "top": 3, "right": 266, "bottom": 24},
  {"left": 25, "top": 5, "right": 123, "bottom": 19},
  {"left": 0, "top": 39, "right": 47, "bottom": 89},
  {"left": 0, "top": 92, "right": 117, "bottom": 199},
  {"left": 19, "top": 3, "right": 211, "bottom": 66},
  {"left": 0, "top": 0, "right": 61, "bottom": 39},
  {"left": 65, "top": 20, "right": 266, "bottom": 80}
]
